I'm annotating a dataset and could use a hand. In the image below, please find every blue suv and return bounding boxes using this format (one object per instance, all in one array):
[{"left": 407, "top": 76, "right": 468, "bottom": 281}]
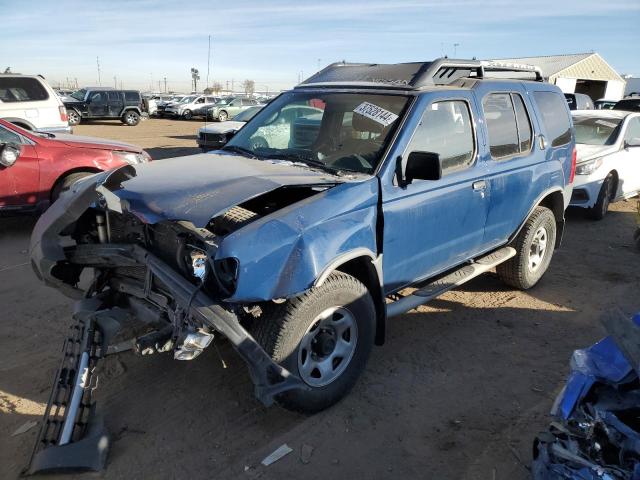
[{"left": 27, "top": 59, "right": 575, "bottom": 472}]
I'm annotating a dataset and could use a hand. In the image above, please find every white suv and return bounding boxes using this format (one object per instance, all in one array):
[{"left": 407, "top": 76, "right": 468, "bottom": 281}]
[
  {"left": 0, "top": 74, "right": 71, "bottom": 133},
  {"left": 165, "top": 95, "right": 219, "bottom": 120}
]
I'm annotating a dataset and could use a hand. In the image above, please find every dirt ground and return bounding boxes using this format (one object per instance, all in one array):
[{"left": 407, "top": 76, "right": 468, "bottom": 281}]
[{"left": 1, "top": 118, "right": 639, "bottom": 479}]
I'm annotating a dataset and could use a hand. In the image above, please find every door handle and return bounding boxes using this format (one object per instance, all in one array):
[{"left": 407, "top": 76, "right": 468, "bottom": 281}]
[{"left": 472, "top": 180, "right": 487, "bottom": 191}]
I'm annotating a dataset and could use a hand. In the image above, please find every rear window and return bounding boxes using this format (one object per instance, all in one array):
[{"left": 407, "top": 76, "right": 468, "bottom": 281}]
[
  {"left": 0, "top": 77, "right": 49, "bottom": 103},
  {"left": 124, "top": 91, "right": 140, "bottom": 102},
  {"left": 533, "top": 91, "right": 572, "bottom": 147}
]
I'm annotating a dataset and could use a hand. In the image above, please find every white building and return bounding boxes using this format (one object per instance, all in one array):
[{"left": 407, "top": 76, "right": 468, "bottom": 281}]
[{"left": 494, "top": 53, "right": 626, "bottom": 101}]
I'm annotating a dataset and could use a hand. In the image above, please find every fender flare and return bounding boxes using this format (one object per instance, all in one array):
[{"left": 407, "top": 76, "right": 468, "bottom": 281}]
[
  {"left": 120, "top": 107, "right": 141, "bottom": 116},
  {"left": 509, "top": 187, "right": 565, "bottom": 247},
  {"left": 314, "top": 248, "right": 382, "bottom": 287}
]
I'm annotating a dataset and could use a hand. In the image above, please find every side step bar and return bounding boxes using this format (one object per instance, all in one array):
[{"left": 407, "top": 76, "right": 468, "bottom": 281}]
[{"left": 386, "top": 246, "right": 516, "bottom": 318}]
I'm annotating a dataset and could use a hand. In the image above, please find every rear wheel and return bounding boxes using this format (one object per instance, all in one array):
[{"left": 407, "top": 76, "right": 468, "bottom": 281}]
[
  {"left": 122, "top": 110, "right": 140, "bottom": 126},
  {"left": 51, "top": 172, "right": 94, "bottom": 202},
  {"left": 587, "top": 173, "right": 614, "bottom": 220},
  {"left": 67, "top": 110, "right": 81, "bottom": 126},
  {"left": 497, "top": 206, "right": 557, "bottom": 290},
  {"left": 251, "top": 272, "right": 376, "bottom": 413}
]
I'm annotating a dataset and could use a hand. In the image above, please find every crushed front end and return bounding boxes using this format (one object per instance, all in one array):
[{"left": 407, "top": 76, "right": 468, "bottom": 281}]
[{"left": 27, "top": 166, "right": 308, "bottom": 473}]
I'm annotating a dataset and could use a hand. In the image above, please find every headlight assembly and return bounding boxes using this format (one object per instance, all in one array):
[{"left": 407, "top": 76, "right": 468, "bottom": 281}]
[
  {"left": 575, "top": 157, "right": 603, "bottom": 176},
  {"left": 113, "top": 150, "right": 150, "bottom": 165}
]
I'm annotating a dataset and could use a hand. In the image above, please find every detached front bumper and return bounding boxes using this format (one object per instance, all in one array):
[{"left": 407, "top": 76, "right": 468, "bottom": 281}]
[{"left": 30, "top": 169, "right": 306, "bottom": 406}]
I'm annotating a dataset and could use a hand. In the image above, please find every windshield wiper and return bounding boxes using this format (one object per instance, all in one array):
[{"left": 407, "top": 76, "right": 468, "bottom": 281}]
[
  {"left": 263, "top": 152, "right": 344, "bottom": 176},
  {"left": 221, "top": 145, "right": 259, "bottom": 159}
]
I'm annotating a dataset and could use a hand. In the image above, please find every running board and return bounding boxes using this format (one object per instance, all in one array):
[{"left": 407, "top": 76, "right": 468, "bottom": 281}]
[{"left": 386, "top": 246, "right": 516, "bottom": 318}]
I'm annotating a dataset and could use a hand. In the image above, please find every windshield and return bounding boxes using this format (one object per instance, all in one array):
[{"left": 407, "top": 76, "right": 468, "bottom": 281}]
[
  {"left": 232, "top": 106, "right": 262, "bottom": 122},
  {"left": 573, "top": 116, "right": 622, "bottom": 145},
  {"left": 226, "top": 91, "right": 410, "bottom": 175},
  {"left": 70, "top": 89, "right": 87, "bottom": 101}
]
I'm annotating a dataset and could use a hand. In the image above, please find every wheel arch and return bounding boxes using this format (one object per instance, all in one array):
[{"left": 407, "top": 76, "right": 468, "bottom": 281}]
[
  {"left": 314, "top": 249, "right": 386, "bottom": 346},
  {"left": 511, "top": 188, "right": 566, "bottom": 249},
  {"left": 50, "top": 167, "right": 103, "bottom": 202},
  {"left": 606, "top": 170, "right": 619, "bottom": 199}
]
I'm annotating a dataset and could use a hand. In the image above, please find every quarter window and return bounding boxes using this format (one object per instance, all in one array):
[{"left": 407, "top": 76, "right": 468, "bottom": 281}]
[
  {"left": 408, "top": 100, "right": 475, "bottom": 175},
  {"left": 124, "top": 91, "right": 140, "bottom": 102},
  {"left": 513, "top": 94, "right": 533, "bottom": 152},
  {"left": 533, "top": 91, "right": 572, "bottom": 147}
]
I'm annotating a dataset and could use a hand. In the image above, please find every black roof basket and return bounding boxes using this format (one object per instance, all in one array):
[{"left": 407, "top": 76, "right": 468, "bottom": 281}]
[{"left": 299, "top": 58, "right": 543, "bottom": 88}]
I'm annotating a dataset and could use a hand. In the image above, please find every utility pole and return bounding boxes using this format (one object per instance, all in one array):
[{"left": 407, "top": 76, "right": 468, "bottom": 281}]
[
  {"left": 226, "top": 80, "right": 229, "bottom": 92},
  {"left": 206, "top": 35, "right": 211, "bottom": 91},
  {"left": 163, "top": 77, "right": 167, "bottom": 93},
  {"left": 114, "top": 76, "right": 117, "bottom": 88},
  {"left": 231, "top": 79, "right": 234, "bottom": 93},
  {"left": 453, "top": 43, "right": 460, "bottom": 57},
  {"left": 96, "top": 56, "right": 101, "bottom": 85}
]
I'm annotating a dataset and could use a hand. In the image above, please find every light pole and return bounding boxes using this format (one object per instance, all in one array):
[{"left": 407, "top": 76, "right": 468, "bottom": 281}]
[{"left": 453, "top": 43, "right": 460, "bottom": 57}]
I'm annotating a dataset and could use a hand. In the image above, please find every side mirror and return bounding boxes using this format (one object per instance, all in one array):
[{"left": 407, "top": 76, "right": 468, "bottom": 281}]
[
  {"left": 0, "top": 143, "right": 21, "bottom": 167},
  {"left": 402, "top": 151, "right": 442, "bottom": 185},
  {"left": 624, "top": 137, "right": 640, "bottom": 148}
]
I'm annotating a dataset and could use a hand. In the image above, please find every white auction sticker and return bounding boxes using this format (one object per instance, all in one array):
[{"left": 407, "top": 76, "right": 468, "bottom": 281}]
[{"left": 353, "top": 102, "right": 399, "bottom": 127}]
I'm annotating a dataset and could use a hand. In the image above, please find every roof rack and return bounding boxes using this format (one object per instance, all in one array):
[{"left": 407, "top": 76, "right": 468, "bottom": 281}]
[{"left": 299, "top": 58, "right": 543, "bottom": 88}]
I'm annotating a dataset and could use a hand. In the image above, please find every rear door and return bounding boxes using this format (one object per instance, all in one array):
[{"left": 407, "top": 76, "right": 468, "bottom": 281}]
[
  {"left": 479, "top": 89, "right": 541, "bottom": 246},
  {"left": 381, "top": 94, "right": 490, "bottom": 292},
  {"left": 0, "top": 124, "right": 40, "bottom": 209},
  {"left": 107, "top": 91, "right": 124, "bottom": 117}
]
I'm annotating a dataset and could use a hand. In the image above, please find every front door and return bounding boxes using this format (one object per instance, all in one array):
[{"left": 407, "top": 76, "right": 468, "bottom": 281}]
[
  {"left": 381, "top": 96, "right": 489, "bottom": 293},
  {"left": 0, "top": 125, "right": 40, "bottom": 209},
  {"left": 619, "top": 116, "right": 640, "bottom": 195},
  {"left": 88, "top": 91, "right": 108, "bottom": 117}
]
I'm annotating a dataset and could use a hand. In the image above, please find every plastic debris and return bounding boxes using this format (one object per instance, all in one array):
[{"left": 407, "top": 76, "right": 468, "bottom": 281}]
[
  {"left": 532, "top": 310, "right": 640, "bottom": 479},
  {"left": 261, "top": 444, "right": 292, "bottom": 466}
]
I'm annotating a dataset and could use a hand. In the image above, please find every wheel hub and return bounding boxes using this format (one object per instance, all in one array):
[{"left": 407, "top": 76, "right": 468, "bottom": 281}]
[
  {"left": 528, "top": 226, "right": 548, "bottom": 273},
  {"left": 297, "top": 306, "right": 358, "bottom": 387}
]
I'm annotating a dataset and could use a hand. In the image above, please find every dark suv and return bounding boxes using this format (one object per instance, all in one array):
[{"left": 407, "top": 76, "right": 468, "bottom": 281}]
[
  {"left": 27, "top": 58, "right": 576, "bottom": 473},
  {"left": 64, "top": 88, "right": 145, "bottom": 126}
]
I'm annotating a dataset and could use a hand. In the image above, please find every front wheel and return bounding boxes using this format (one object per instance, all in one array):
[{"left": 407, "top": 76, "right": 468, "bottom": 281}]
[
  {"left": 217, "top": 110, "right": 228, "bottom": 122},
  {"left": 182, "top": 109, "right": 193, "bottom": 120},
  {"left": 251, "top": 272, "right": 376, "bottom": 413},
  {"left": 122, "top": 110, "right": 140, "bottom": 126},
  {"left": 496, "top": 206, "right": 557, "bottom": 290},
  {"left": 587, "top": 174, "right": 614, "bottom": 220}
]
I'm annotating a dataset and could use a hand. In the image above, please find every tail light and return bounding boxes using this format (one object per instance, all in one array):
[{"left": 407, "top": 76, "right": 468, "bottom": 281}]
[
  {"left": 59, "top": 105, "right": 68, "bottom": 123},
  {"left": 569, "top": 147, "right": 577, "bottom": 184}
]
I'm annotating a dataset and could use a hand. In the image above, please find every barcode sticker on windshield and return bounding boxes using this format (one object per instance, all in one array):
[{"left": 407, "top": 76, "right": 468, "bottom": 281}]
[{"left": 353, "top": 102, "right": 399, "bottom": 127}]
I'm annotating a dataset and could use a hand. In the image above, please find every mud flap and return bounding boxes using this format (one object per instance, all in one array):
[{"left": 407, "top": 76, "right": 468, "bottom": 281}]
[{"left": 26, "top": 300, "right": 124, "bottom": 475}]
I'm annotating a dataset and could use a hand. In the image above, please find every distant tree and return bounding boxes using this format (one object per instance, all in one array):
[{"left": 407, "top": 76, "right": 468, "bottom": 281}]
[
  {"left": 212, "top": 81, "right": 222, "bottom": 95},
  {"left": 203, "top": 87, "right": 214, "bottom": 94},
  {"left": 3, "top": 67, "right": 11, "bottom": 73},
  {"left": 242, "top": 79, "right": 255, "bottom": 96}
]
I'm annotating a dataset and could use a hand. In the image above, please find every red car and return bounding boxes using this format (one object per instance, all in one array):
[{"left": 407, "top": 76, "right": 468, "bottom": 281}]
[{"left": 0, "top": 119, "right": 150, "bottom": 213}]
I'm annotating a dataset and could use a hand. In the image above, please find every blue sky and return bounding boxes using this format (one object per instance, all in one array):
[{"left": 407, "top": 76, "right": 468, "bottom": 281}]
[{"left": 1, "top": 0, "right": 638, "bottom": 92}]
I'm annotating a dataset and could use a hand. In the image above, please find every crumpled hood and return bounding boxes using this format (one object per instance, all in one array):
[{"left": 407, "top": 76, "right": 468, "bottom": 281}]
[
  {"left": 102, "top": 153, "right": 340, "bottom": 227},
  {"left": 200, "top": 121, "right": 245, "bottom": 134},
  {"left": 576, "top": 143, "right": 618, "bottom": 163},
  {"left": 50, "top": 133, "right": 142, "bottom": 152}
]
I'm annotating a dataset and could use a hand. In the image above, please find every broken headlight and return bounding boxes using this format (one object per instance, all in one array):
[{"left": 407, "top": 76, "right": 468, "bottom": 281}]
[
  {"left": 113, "top": 150, "right": 151, "bottom": 165},
  {"left": 188, "top": 247, "right": 209, "bottom": 282},
  {"left": 214, "top": 257, "right": 239, "bottom": 295}
]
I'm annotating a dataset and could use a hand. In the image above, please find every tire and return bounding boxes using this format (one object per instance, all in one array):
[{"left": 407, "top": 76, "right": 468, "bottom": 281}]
[
  {"left": 251, "top": 272, "right": 376, "bottom": 413},
  {"left": 587, "top": 173, "right": 614, "bottom": 220},
  {"left": 182, "top": 109, "right": 193, "bottom": 120},
  {"left": 67, "top": 110, "right": 81, "bottom": 126},
  {"left": 496, "top": 206, "right": 557, "bottom": 290},
  {"left": 217, "top": 110, "right": 228, "bottom": 122},
  {"left": 122, "top": 110, "right": 140, "bottom": 126},
  {"left": 51, "top": 172, "right": 94, "bottom": 202}
]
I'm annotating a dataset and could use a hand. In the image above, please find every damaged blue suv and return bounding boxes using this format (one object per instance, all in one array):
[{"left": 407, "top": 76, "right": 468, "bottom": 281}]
[{"left": 27, "top": 59, "right": 575, "bottom": 472}]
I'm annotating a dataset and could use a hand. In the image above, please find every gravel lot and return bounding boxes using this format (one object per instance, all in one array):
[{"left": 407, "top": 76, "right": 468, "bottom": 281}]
[{"left": 1, "top": 118, "right": 639, "bottom": 479}]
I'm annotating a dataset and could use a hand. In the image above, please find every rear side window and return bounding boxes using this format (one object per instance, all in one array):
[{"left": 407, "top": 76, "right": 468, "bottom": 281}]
[
  {"left": 483, "top": 93, "right": 519, "bottom": 158},
  {"left": 0, "top": 77, "right": 49, "bottom": 103},
  {"left": 124, "top": 91, "right": 140, "bottom": 102},
  {"left": 533, "top": 91, "right": 572, "bottom": 146},
  {"left": 408, "top": 100, "right": 475, "bottom": 175}
]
